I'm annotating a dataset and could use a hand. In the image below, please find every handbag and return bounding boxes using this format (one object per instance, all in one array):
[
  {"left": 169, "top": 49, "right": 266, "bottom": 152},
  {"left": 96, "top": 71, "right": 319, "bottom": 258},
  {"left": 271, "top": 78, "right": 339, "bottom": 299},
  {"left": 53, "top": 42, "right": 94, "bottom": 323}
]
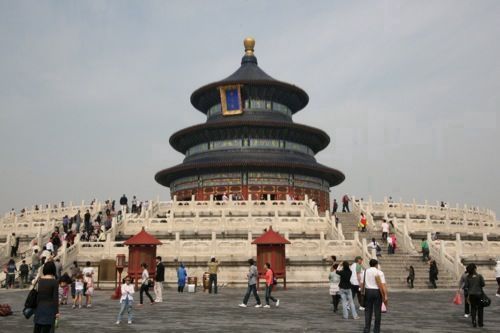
[
  {"left": 479, "top": 292, "right": 491, "bottom": 308},
  {"left": 24, "top": 284, "right": 38, "bottom": 309},
  {"left": 453, "top": 292, "right": 462, "bottom": 305},
  {"left": 381, "top": 302, "right": 387, "bottom": 313}
]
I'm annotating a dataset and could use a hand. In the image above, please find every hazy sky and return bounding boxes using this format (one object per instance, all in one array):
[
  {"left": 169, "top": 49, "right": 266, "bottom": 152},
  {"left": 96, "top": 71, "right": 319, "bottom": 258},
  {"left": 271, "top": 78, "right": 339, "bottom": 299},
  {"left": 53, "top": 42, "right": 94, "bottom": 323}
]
[{"left": 1, "top": 0, "right": 499, "bottom": 216}]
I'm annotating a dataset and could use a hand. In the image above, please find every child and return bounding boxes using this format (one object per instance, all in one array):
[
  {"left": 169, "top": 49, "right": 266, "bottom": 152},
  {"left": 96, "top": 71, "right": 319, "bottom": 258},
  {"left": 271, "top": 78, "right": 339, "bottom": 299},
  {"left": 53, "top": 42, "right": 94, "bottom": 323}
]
[
  {"left": 84, "top": 272, "right": 94, "bottom": 307},
  {"left": 407, "top": 265, "right": 415, "bottom": 289},
  {"left": 59, "top": 273, "right": 71, "bottom": 305},
  {"left": 116, "top": 276, "right": 135, "bottom": 325},
  {"left": 73, "top": 273, "right": 84, "bottom": 309}
]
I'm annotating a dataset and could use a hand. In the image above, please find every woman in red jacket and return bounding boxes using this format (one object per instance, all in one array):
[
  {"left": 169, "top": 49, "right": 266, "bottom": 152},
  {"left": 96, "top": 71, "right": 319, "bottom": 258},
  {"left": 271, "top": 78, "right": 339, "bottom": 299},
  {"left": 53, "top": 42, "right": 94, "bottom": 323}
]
[{"left": 264, "top": 263, "right": 280, "bottom": 308}]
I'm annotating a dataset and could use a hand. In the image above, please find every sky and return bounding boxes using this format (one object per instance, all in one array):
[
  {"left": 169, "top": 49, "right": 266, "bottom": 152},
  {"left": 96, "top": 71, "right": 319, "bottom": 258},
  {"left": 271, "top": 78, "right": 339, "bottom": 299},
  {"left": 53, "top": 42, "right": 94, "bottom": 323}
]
[{"left": 0, "top": 0, "right": 499, "bottom": 216}]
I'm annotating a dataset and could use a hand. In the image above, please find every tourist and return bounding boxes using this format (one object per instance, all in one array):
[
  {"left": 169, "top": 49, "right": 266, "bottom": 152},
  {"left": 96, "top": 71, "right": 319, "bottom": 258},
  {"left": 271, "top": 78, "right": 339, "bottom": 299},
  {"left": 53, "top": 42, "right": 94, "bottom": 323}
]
[
  {"left": 82, "top": 261, "right": 94, "bottom": 277},
  {"left": 139, "top": 263, "right": 155, "bottom": 305},
  {"left": 387, "top": 235, "right": 394, "bottom": 254},
  {"left": 336, "top": 261, "right": 359, "bottom": 320},
  {"left": 75, "top": 211, "right": 81, "bottom": 233},
  {"left": 207, "top": 256, "right": 220, "bottom": 294},
  {"left": 131, "top": 196, "right": 137, "bottom": 214},
  {"left": 31, "top": 249, "right": 41, "bottom": 280},
  {"left": 406, "top": 265, "right": 415, "bottom": 289},
  {"left": 458, "top": 269, "right": 470, "bottom": 318},
  {"left": 154, "top": 256, "right": 165, "bottom": 302},
  {"left": 5, "top": 259, "right": 17, "bottom": 289},
  {"left": 363, "top": 259, "right": 388, "bottom": 333},
  {"left": 368, "top": 238, "right": 382, "bottom": 258},
  {"left": 359, "top": 213, "right": 367, "bottom": 232},
  {"left": 239, "top": 259, "right": 262, "bottom": 308},
  {"left": 73, "top": 273, "right": 84, "bottom": 309},
  {"left": 381, "top": 220, "right": 389, "bottom": 243},
  {"left": 51, "top": 230, "right": 61, "bottom": 256},
  {"left": 222, "top": 192, "right": 229, "bottom": 201},
  {"left": 263, "top": 263, "right": 279, "bottom": 308},
  {"left": 9, "top": 232, "right": 16, "bottom": 257},
  {"left": 59, "top": 273, "right": 71, "bottom": 305},
  {"left": 429, "top": 260, "right": 438, "bottom": 289},
  {"left": 350, "top": 256, "right": 365, "bottom": 311},
  {"left": 84, "top": 271, "right": 94, "bottom": 308},
  {"left": 45, "top": 239, "right": 54, "bottom": 256},
  {"left": 84, "top": 210, "right": 91, "bottom": 234},
  {"left": 464, "top": 263, "right": 485, "bottom": 328},
  {"left": 332, "top": 199, "right": 338, "bottom": 214},
  {"left": 177, "top": 262, "right": 187, "bottom": 292},
  {"left": 390, "top": 234, "right": 397, "bottom": 254},
  {"left": 329, "top": 264, "right": 341, "bottom": 312},
  {"left": 54, "top": 258, "right": 62, "bottom": 279},
  {"left": 342, "top": 194, "right": 350, "bottom": 212},
  {"left": 33, "top": 261, "right": 59, "bottom": 333},
  {"left": 19, "top": 260, "right": 29, "bottom": 288},
  {"left": 120, "top": 194, "right": 128, "bottom": 213},
  {"left": 116, "top": 276, "right": 135, "bottom": 325},
  {"left": 421, "top": 238, "right": 430, "bottom": 261},
  {"left": 495, "top": 260, "right": 500, "bottom": 297}
]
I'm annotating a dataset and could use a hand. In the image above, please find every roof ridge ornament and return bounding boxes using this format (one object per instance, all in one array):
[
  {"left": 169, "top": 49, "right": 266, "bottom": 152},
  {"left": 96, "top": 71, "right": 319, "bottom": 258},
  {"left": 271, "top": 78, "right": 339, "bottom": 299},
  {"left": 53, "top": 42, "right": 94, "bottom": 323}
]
[{"left": 244, "top": 37, "right": 255, "bottom": 56}]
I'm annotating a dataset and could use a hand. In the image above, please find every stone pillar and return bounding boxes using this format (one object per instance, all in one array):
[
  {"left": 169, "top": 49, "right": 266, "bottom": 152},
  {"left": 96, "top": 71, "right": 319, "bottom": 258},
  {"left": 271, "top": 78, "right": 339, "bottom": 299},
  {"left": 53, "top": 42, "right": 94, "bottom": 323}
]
[
  {"left": 247, "top": 232, "right": 253, "bottom": 258},
  {"left": 175, "top": 232, "right": 180, "bottom": 259},
  {"left": 319, "top": 232, "right": 325, "bottom": 258},
  {"left": 212, "top": 231, "right": 217, "bottom": 257}
]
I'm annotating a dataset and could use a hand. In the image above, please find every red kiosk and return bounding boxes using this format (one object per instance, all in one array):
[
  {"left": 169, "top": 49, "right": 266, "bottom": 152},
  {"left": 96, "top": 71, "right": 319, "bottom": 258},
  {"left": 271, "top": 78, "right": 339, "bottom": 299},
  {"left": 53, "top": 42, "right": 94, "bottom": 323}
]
[
  {"left": 124, "top": 227, "right": 162, "bottom": 288},
  {"left": 252, "top": 226, "right": 290, "bottom": 289}
]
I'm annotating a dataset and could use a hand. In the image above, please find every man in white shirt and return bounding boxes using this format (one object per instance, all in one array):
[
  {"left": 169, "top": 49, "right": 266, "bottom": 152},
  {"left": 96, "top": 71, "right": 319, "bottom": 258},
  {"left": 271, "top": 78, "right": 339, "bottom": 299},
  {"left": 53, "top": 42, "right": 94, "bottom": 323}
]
[
  {"left": 363, "top": 259, "right": 388, "bottom": 333},
  {"left": 381, "top": 219, "right": 390, "bottom": 243},
  {"left": 45, "top": 240, "right": 54, "bottom": 254},
  {"left": 82, "top": 261, "right": 94, "bottom": 277},
  {"left": 350, "top": 256, "right": 365, "bottom": 311}
]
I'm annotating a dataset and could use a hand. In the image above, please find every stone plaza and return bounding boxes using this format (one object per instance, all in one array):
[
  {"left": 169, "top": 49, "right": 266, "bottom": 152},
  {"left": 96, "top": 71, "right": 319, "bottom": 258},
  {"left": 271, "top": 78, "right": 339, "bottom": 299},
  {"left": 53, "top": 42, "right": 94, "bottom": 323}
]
[{"left": 1, "top": 287, "right": 499, "bottom": 332}]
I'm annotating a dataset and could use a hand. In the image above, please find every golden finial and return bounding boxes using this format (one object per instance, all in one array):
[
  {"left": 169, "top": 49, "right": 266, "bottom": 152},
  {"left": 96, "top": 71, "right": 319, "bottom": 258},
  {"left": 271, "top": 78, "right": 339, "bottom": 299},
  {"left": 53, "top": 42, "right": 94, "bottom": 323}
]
[{"left": 244, "top": 37, "right": 255, "bottom": 56}]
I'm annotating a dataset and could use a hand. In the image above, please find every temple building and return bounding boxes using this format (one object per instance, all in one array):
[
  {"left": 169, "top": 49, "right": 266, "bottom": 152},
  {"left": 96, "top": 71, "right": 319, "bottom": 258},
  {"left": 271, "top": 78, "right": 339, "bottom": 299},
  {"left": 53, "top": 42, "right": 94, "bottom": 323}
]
[{"left": 155, "top": 38, "right": 344, "bottom": 211}]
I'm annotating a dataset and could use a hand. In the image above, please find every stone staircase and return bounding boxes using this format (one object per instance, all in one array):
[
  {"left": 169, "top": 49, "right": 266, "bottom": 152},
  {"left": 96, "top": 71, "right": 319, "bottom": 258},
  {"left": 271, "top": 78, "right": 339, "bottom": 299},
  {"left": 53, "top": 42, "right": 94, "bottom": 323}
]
[{"left": 338, "top": 212, "right": 457, "bottom": 289}]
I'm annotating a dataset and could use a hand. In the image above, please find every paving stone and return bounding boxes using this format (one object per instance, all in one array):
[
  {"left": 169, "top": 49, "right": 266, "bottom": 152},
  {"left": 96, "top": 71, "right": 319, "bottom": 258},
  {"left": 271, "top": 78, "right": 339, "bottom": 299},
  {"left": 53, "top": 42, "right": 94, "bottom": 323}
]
[{"left": 0, "top": 286, "right": 499, "bottom": 332}]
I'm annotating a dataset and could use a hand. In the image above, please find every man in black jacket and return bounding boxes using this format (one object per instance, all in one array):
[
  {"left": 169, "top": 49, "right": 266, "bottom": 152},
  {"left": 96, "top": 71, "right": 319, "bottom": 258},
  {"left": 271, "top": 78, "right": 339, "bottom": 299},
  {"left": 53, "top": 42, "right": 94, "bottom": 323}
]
[
  {"left": 119, "top": 194, "right": 128, "bottom": 213},
  {"left": 154, "top": 256, "right": 165, "bottom": 302}
]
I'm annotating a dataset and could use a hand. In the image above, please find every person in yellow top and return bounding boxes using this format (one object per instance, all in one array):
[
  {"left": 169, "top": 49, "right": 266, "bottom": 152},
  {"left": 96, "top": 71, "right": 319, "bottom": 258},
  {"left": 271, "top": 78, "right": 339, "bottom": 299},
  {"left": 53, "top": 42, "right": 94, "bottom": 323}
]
[{"left": 207, "top": 257, "right": 220, "bottom": 294}]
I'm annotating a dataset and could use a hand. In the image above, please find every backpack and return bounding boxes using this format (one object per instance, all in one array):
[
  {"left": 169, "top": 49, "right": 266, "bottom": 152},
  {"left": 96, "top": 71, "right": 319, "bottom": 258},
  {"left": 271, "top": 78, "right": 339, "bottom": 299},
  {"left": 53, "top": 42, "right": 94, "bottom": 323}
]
[{"left": 376, "top": 244, "right": 382, "bottom": 252}]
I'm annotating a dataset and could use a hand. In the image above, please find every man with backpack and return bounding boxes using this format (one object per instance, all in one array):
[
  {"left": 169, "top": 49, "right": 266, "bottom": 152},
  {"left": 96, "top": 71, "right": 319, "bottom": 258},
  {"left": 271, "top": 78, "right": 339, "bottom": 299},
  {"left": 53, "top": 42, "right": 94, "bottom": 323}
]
[
  {"left": 19, "top": 260, "right": 30, "bottom": 288},
  {"left": 342, "top": 194, "right": 350, "bottom": 212}
]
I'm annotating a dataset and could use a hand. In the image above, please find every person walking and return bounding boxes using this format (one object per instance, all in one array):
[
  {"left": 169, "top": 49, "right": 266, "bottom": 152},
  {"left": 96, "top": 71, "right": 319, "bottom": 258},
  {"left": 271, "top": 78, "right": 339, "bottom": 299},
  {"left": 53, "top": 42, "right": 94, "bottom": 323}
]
[
  {"left": 139, "top": 263, "right": 155, "bottom": 305},
  {"left": 350, "top": 256, "right": 365, "bottom": 311},
  {"left": 329, "top": 264, "right": 341, "bottom": 312},
  {"left": 116, "top": 276, "right": 134, "bottom": 325},
  {"left": 177, "top": 263, "right": 187, "bottom": 293},
  {"left": 381, "top": 220, "right": 389, "bottom": 243},
  {"left": 421, "top": 238, "right": 430, "bottom": 261},
  {"left": 239, "top": 259, "right": 262, "bottom": 308},
  {"left": 406, "top": 265, "right": 415, "bottom": 289},
  {"left": 9, "top": 233, "right": 17, "bottom": 257},
  {"left": 119, "top": 194, "right": 128, "bottom": 213},
  {"left": 19, "top": 260, "right": 29, "bottom": 288},
  {"left": 332, "top": 199, "right": 338, "bottom": 214},
  {"left": 263, "top": 263, "right": 279, "bottom": 308},
  {"left": 342, "top": 194, "right": 350, "bottom": 212},
  {"left": 5, "top": 259, "right": 17, "bottom": 289},
  {"left": 359, "top": 213, "right": 367, "bottom": 232},
  {"left": 458, "top": 269, "right": 470, "bottom": 318},
  {"left": 495, "top": 261, "right": 500, "bottom": 297},
  {"left": 363, "top": 259, "right": 388, "bottom": 333},
  {"left": 336, "top": 261, "right": 359, "bottom": 320},
  {"left": 154, "top": 256, "right": 165, "bottom": 302},
  {"left": 464, "top": 263, "right": 485, "bottom": 328},
  {"left": 207, "top": 257, "right": 220, "bottom": 294},
  {"left": 33, "top": 261, "right": 59, "bottom": 333},
  {"left": 429, "top": 260, "right": 439, "bottom": 289}
]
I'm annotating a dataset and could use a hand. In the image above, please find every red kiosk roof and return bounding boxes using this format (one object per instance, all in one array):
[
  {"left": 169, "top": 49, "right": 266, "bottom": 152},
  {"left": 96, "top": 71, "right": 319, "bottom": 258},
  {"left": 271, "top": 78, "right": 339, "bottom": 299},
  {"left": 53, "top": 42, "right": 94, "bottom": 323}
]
[
  {"left": 252, "top": 226, "right": 290, "bottom": 245},
  {"left": 124, "top": 227, "right": 162, "bottom": 246}
]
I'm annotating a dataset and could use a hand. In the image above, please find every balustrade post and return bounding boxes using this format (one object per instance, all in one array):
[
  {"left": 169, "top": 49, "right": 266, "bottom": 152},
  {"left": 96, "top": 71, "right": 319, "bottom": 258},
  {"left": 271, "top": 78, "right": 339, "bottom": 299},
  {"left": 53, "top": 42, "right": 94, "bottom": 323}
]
[
  {"left": 320, "top": 232, "right": 325, "bottom": 258},
  {"left": 354, "top": 231, "right": 359, "bottom": 243},
  {"left": 61, "top": 241, "right": 68, "bottom": 267},
  {"left": 175, "top": 232, "right": 180, "bottom": 259},
  {"left": 337, "top": 223, "right": 344, "bottom": 240},
  {"left": 402, "top": 223, "right": 409, "bottom": 249},
  {"left": 482, "top": 233, "right": 489, "bottom": 252},
  {"left": 248, "top": 232, "right": 253, "bottom": 258},
  {"left": 368, "top": 196, "right": 373, "bottom": 212},
  {"left": 212, "top": 231, "right": 217, "bottom": 257}
]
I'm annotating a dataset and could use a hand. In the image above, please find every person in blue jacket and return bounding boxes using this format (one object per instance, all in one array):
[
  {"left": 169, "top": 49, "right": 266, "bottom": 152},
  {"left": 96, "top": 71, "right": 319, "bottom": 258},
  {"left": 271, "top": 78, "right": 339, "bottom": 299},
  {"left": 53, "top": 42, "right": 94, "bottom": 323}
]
[{"left": 177, "top": 263, "right": 187, "bottom": 293}]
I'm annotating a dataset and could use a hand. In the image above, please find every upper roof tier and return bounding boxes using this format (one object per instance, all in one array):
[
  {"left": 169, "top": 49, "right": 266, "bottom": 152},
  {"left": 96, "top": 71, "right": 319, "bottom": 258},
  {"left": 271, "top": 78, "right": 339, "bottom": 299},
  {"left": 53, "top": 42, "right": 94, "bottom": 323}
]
[{"left": 190, "top": 38, "right": 309, "bottom": 114}]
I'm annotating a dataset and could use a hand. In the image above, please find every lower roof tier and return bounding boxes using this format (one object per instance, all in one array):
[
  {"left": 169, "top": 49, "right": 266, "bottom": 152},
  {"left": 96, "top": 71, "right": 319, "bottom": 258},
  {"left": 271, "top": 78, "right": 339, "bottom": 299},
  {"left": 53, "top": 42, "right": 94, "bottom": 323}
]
[{"left": 154, "top": 160, "right": 345, "bottom": 188}]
